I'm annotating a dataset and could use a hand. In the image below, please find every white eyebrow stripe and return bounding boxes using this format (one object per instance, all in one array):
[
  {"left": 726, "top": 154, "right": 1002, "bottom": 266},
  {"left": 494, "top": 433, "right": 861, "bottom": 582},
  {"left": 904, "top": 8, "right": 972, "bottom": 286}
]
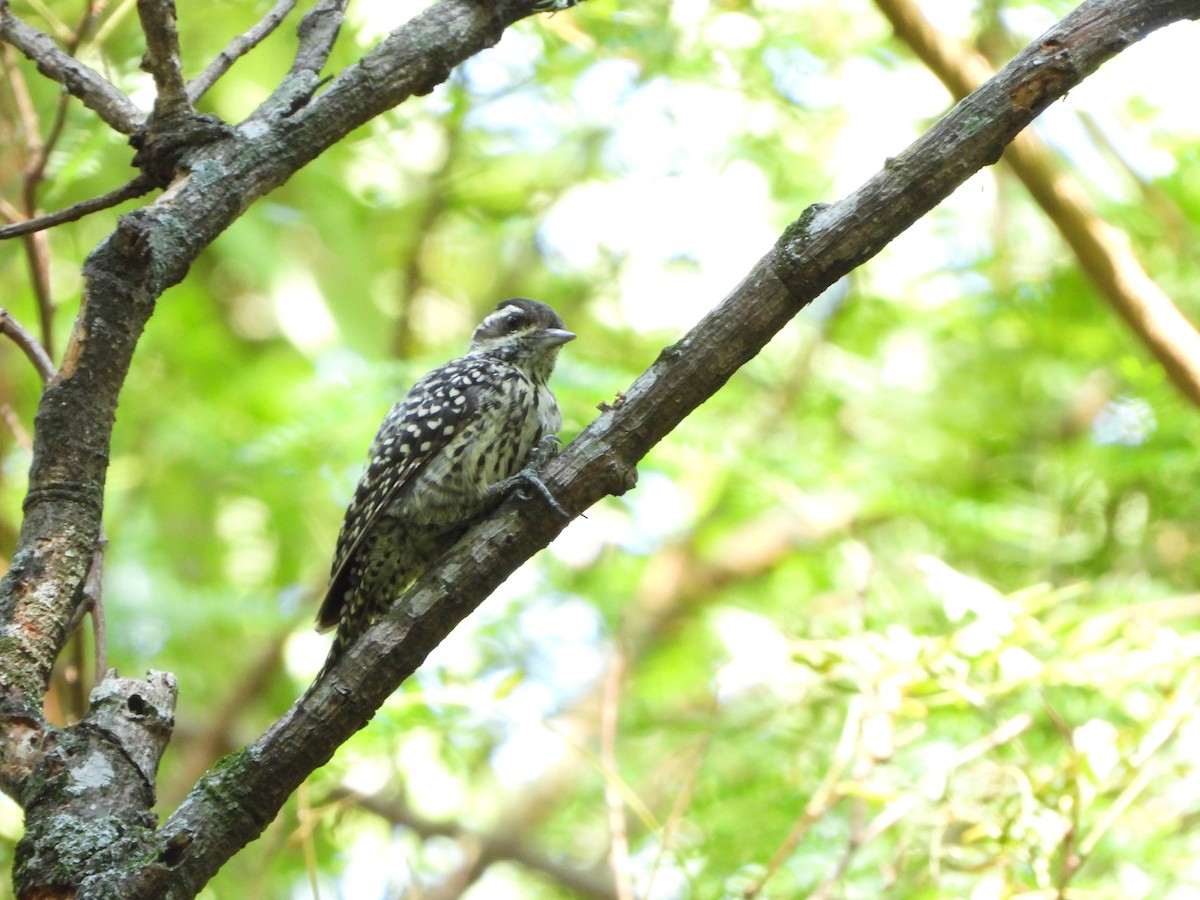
[{"left": 481, "top": 308, "right": 514, "bottom": 329}]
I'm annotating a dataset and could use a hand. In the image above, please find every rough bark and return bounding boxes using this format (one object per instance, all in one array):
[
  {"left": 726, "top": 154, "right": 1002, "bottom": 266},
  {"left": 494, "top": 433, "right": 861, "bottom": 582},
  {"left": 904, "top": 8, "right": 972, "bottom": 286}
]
[{"left": 1, "top": 0, "right": 1198, "bottom": 897}]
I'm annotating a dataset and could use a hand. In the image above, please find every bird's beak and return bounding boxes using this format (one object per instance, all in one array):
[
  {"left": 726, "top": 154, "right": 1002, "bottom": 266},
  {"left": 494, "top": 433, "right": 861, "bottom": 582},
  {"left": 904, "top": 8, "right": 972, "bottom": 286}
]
[{"left": 541, "top": 328, "right": 576, "bottom": 347}]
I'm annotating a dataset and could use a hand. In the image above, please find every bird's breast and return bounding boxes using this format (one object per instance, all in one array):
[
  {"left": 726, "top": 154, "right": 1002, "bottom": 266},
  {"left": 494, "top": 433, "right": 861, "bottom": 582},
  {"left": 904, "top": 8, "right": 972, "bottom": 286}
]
[{"left": 395, "top": 373, "right": 559, "bottom": 526}]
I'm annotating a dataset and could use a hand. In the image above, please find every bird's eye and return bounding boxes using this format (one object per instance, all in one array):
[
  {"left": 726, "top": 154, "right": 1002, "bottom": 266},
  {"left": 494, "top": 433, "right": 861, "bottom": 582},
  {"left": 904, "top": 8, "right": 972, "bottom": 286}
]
[{"left": 502, "top": 312, "right": 526, "bottom": 332}]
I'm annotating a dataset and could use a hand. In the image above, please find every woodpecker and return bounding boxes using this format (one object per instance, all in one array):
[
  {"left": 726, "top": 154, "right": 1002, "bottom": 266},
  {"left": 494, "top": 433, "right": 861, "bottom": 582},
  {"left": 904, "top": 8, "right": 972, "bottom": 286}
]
[{"left": 316, "top": 298, "right": 575, "bottom": 672}]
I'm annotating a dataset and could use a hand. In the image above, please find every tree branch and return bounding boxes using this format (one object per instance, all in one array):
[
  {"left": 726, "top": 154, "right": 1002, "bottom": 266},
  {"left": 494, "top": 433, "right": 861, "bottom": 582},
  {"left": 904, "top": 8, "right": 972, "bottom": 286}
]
[
  {"left": 4, "top": 0, "right": 1200, "bottom": 897},
  {"left": 0, "top": 2, "right": 145, "bottom": 134},
  {"left": 873, "top": 0, "right": 1200, "bottom": 410},
  {"left": 340, "top": 789, "right": 619, "bottom": 899},
  {"left": 0, "top": 0, "right": 551, "bottom": 893},
  {"left": 136, "top": 0, "right": 192, "bottom": 122},
  {"left": 0, "top": 304, "right": 113, "bottom": 704},
  {"left": 0, "top": 175, "right": 155, "bottom": 240},
  {"left": 187, "top": 0, "right": 299, "bottom": 103},
  {"left": 288, "top": 0, "right": 348, "bottom": 79},
  {"left": 0, "top": 308, "right": 55, "bottom": 383},
  {"left": 1, "top": 44, "right": 57, "bottom": 348},
  {"left": 601, "top": 647, "right": 635, "bottom": 900},
  {"left": 109, "top": 2, "right": 1200, "bottom": 897},
  {"left": 245, "top": 0, "right": 349, "bottom": 122},
  {"left": 0, "top": 0, "right": 542, "bottom": 708},
  {"left": 13, "top": 672, "right": 179, "bottom": 894},
  {"left": 4, "top": 0, "right": 105, "bottom": 350}
]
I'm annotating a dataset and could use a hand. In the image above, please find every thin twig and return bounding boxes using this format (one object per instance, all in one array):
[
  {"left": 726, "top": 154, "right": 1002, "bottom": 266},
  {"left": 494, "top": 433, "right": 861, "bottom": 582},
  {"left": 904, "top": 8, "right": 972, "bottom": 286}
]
[
  {"left": 0, "top": 307, "right": 57, "bottom": 382},
  {"left": 0, "top": 175, "right": 155, "bottom": 240},
  {"left": 22, "top": 226, "right": 54, "bottom": 349},
  {"left": 64, "top": 0, "right": 101, "bottom": 55},
  {"left": 187, "top": 0, "right": 299, "bottom": 103},
  {"left": 644, "top": 722, "right": 713, "bottom": 899},
  {"left": 4, "top": 2, "right": 102, "bottom": 348},
  {"left": 2, "top": 42, "right": 41, "bottom": 160},
  {"left": 12, "top": 227, "right": 50, "bottom": 350},
  {"left": 135, "top": 0, "right": 191, "bottom": 121},
  {"left": 600, "top": 645, "right": 634, "bottom": 900},
  {"left": 1040, "top": 698, "right": 1082, "bottom": 897},
  {"left": 339, "top": 789, "right": 618, "bottom": 900},
  {"left": 293, "top": 783, "right": 321, "bottom": 900},
  {"left": 743, "top": 697, "right": 867, "bottom": 899},
  {"left": 65, "top": 616, "right": 88, "bottom": 720},
  {"left": 1073, "top": 670, "right": 1200, "bottom": 864},
  {"left": 23, "top": 86, "right": 69, "bottom": 351},
  {"left": 0, "top": 3, "right": 145, "bottom": 134},
  {"left": 0, "top": 43, "right": 56, "bottom": 347},
  {"left": 88, "top": 0, "right": 138, "bottom": 50},
  {"left": 82, "top": 532, "right": 107, "bottom": 684},
  {"left": 0, "top": 404, "right": 33, "bottom": 450},
  {"left": 25, "top": 0, "right": 103, "bottom": 191},
  {"left": 859, "top": 713, "right": 1034, "bottom": 847}
]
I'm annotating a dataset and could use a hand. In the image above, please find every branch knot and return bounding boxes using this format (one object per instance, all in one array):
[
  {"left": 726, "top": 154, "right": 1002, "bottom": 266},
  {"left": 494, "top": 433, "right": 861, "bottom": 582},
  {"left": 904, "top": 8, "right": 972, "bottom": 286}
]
[{"left": 130, "top": 114, "right": 231, "bottom": 187}]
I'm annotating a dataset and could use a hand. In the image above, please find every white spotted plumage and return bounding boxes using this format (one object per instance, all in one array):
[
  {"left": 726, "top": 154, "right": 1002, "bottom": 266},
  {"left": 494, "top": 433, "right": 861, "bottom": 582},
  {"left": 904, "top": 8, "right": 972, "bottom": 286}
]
[{"left": 316, "top": 299, "right": 573, "bottom": 669}]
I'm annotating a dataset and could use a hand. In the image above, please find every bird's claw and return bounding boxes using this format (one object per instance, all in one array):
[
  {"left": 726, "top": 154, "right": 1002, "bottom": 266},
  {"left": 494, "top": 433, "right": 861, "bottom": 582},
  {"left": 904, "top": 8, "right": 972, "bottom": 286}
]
[
  {"left": 486, "top": 434, "right": 569, "bottom": 518},
  {"left": 514, "top": 469, "right": 569, "bottom": 519},
  {"left": 516, "top": 434, "right": 567, "bottom": 517}
]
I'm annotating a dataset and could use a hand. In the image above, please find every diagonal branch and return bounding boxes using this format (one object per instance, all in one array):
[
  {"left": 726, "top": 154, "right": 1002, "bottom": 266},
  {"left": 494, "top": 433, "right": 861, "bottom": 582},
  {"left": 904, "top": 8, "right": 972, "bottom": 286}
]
[
  {"left": 341, "top": 789, "right": 619, "bottom": 899},
  {"left": 0, "top": 308, "right": 55, "bottom": 383},
  {"left": 873, "top": 0, "right": 1200, "bottom": 410},
  {"left": 1, "top": 0, "right": 551, "bottom": 889},
  {"left": 5, "top": 0, "right": 1200, "bottom": 897},
  {"left": 0, "top": 175, "right": 155, "bottom": 240},
  {"left": 187, "top": 0, "right": 299, "bottom": 103},
  {"left": 249, "top": 0, "right": 349, "bottom": 120},
  {"left": 0, "top": 2, "right": 145, "bottom": 134},
  {"left": 108, "top": 2, "right": 1200, "bottom": 897},
  {"left": 0, "top": 0, "right": 543, "bottom": 709}
]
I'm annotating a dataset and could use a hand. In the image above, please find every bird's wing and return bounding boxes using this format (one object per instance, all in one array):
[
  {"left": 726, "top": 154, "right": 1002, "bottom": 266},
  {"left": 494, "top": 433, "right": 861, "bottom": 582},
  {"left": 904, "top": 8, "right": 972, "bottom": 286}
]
[{"left": 315, "top": 358, "right": 492, "bottom": 631}]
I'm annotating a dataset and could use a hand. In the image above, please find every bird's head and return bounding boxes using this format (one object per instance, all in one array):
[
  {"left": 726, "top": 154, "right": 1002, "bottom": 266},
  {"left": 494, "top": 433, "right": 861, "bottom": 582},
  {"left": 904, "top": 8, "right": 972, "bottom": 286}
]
[{"left": 468, "top": 299, "right": 575, "bottom": 381}]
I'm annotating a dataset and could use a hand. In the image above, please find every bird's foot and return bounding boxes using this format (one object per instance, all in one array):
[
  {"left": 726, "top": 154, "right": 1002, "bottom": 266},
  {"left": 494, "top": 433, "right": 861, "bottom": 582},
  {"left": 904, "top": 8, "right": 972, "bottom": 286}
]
[{"left": 486, "top": 435, "right": 569, "bottom": 519}]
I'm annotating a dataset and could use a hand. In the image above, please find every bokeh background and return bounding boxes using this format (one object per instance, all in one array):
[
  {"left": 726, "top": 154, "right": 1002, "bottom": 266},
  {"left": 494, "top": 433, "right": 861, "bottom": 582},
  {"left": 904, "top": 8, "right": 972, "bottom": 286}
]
[{"left": 3, "top": 0, "right": 1200, "bottom": 896}]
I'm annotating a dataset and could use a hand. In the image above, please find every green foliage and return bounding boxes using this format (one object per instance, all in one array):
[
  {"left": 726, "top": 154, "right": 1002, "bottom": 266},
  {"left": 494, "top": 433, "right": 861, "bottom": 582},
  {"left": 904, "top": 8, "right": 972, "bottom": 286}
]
[{"left": 3, "top": 0, "right": 1200, "bottom": 897}]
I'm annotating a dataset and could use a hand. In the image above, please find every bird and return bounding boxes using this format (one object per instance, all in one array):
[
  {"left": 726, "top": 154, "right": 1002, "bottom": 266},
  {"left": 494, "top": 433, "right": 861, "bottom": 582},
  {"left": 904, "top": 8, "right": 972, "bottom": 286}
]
[{"left": 316, "top": 298, "right": 575, "bottom": 673}]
